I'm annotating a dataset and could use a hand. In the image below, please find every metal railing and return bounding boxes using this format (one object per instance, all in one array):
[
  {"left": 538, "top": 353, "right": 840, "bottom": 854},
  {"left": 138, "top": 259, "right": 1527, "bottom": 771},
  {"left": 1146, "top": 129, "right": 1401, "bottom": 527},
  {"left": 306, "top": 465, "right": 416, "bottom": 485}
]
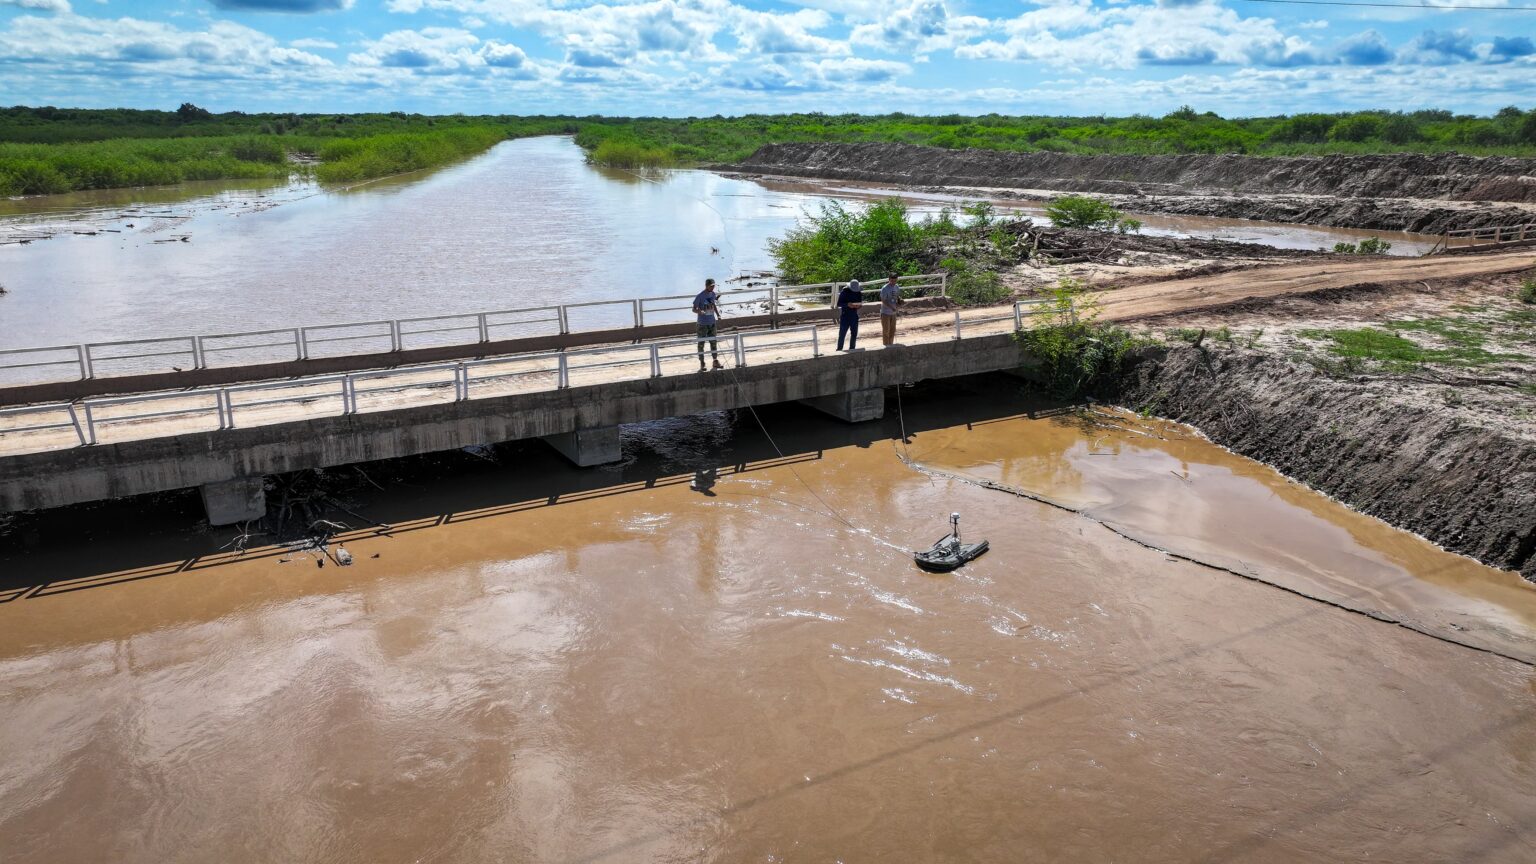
[
  {"left": 0, "top": 274, "right": 946, "bottom": 387},
  {"left": 0, "top": 325, "right": 822, "bottom": 450},
  {"left": 1429, "top": 222, "right": 1536, "bottom": 254},
  {"left": 0, "top": 296, "right": 1065, "bottom": 455}
]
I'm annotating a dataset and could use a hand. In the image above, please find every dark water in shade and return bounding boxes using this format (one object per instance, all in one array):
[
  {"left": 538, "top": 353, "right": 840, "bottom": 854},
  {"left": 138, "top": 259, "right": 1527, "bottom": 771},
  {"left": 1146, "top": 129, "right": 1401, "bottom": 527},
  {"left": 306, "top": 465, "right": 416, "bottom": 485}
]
[
  {"left": 0, "top": 136, "right": 1437, "bottom": 351},
  {"left": 1, "top": 376, "right": 1533, "bottom": 863}
]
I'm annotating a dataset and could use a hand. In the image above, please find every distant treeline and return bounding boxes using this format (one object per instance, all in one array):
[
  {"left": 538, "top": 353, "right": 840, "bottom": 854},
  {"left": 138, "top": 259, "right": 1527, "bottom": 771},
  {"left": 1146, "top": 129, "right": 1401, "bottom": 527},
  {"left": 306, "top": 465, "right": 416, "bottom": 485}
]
[
  {"left": 572, "top": 106, "right": 1536, "bottom": 166},
  {"left": 4, "top": 104, "right": 1536, "bottom": 195}
]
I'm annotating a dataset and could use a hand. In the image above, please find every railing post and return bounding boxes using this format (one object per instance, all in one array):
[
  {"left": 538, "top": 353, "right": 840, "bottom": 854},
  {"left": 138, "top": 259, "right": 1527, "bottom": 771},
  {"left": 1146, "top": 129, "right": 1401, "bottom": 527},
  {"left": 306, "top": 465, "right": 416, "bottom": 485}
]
[
  {"left": 81, "top": 402, "right": 97, "bottom": 445},
  {"left": 734, "top": 333, "right": 747, "bottom": 367},
  {"left": 343, "top": 376, "right": 356, "bottom": 414},
  {"left": 297, "top": 328, "right": 310, "bottom": 361},
  {"left": 193, "top": 335, "right": 207, "bottom": 370},
  {"left": 389, "top": 320, "right": 401, "bottom": 353},
  {"left": 216, "top": 389, "right": 231, "bottom": 430},
  {"left": 649, "top": 344, "right": 661, "bottom": 378},
  {"left": 953, "top": 311, "right": 963, "bottom": 340},
  {"left": 477, "top": 313, "right": 489, "bottom": 344},
  {"left": 811, "top": 326, "right": 820, "bottom": 358},
  {"left": 290, "top": 328, "right": 302, "bottom": 361},
  {"left": 940, "top": 272, "right": 948, "bottom": 298},
  {"left": 558, "top": 306, "right": 570, "bottom": 336},
  {"left": 455, "top": 363, "right": 468, "bottom": 401},
  {"left": 632, "top": 299, "right": 642, "bottom": 331},
  {"left": 77, "top": 345, "right": 93, "bottom": 380},
  {"left": 67, "top": 404, "right": 87, "bottom": 446},
  {"left": 557, "top": 353, "right": 569, "bottom": 389},
  {"left": 1013, "top": 301, "right": 1024, "bottom": 331}
]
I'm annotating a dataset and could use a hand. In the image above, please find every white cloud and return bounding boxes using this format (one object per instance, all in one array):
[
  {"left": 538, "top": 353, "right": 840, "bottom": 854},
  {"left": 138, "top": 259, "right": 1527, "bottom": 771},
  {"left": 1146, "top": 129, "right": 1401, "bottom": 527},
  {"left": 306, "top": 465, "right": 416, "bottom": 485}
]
[
  {"left": 0, "top": 0, "right": 70, "bottom": 12},
  {"left": 290, "top": 37, "right": 338, "bottom": 49},
  {"left": 957, "top": 1, "right": 1320, "bottom": 69}
]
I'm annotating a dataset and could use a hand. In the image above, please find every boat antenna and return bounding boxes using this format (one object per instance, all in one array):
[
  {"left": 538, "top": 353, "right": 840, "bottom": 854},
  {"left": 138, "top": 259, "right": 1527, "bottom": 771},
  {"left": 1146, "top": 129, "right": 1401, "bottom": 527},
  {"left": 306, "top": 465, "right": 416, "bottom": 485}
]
[{"left": 951, "top": 512, "right": 960, "bottom": 542}]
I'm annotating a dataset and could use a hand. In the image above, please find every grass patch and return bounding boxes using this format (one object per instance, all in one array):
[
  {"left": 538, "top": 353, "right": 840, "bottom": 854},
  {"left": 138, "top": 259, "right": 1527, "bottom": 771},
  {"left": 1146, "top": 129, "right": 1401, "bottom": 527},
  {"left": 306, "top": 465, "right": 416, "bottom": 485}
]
[
  {"left": 588, "top": 138, "right": 675, "bottom": 168},
  {"left": 1298, "top": 325, "right": 1528, "bottom": 371},
  {"left": 1519, "top": 278, "right": 1536, "bottom": 304},
  {"left": 314, "top": 127, "right": 506, "bottom": 183}
]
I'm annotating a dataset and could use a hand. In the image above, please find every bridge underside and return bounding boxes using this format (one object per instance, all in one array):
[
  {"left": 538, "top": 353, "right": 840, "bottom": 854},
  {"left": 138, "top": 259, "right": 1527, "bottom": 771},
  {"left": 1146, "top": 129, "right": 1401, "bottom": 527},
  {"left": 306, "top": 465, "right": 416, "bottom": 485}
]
[{"left": 0, "top": 333, "right": 1034, "bottom": 523}]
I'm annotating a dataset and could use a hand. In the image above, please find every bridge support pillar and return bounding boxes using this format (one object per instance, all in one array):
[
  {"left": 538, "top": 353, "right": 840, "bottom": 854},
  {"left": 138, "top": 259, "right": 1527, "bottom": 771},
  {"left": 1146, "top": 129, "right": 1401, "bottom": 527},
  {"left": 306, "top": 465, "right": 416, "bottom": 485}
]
[
  {"left": 799, "top": 387, "right": 885, "bottom": 423},
  {"left": 200, "top": 476, "right": 267, "bottom": 526},
  {"left": 542, "top": 426, "right": 623, "bottom": 467}
]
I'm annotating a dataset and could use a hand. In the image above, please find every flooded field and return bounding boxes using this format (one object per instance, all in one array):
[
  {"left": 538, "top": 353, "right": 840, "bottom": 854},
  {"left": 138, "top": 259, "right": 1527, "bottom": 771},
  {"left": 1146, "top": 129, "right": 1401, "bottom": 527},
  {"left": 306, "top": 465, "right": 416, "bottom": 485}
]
[
  {"left": 0, "top": 136, "right": 1439, "bottom": 350},
  {"left": 2, "top": 376, "right": 1532, "bottom": 863}
]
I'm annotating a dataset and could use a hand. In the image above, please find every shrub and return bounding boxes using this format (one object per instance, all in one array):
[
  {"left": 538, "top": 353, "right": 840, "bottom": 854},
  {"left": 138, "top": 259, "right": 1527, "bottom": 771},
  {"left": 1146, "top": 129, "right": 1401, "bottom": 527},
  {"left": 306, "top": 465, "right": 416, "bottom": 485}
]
[
  {"left": 1044, "top": 194, "right": 1135, "bottom": 231},
  {"left": 589, "top": 138, "right": 673, "bottom": 168},
  {"left": 1519, "top": 278, "right": 1536, "bottom": 304},
  {"left": 1014, "top": 277, "right": 1148, "bottom": 398},
  {"left": 769, "top": 198, "right": 934, "bottom": 284},
  {"left": 940, "top": 257, "right": 1009, "bottom": 306},
  {"left": 1333, "top": 237, "right": 1392, "bottom": 254}
]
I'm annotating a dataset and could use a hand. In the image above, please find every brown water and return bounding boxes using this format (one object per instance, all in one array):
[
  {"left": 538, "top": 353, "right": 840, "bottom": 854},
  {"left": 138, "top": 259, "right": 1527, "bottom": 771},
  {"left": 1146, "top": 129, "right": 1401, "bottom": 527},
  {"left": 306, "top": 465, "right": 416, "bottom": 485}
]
[
  {"left": 0, "top": 136, "right": 1439, "bottom": 350},
  {"left": 2, "top": 378, "right": 1533, "bottom": 863}
]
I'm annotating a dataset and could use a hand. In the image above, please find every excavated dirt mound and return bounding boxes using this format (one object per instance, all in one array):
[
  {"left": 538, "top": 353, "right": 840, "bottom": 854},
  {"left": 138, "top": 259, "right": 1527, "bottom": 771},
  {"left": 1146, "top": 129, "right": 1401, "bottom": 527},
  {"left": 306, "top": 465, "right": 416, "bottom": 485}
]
[
  {"left": 732, "top": 143, "right": 1536, "bottom": 233},
  {"left": 1116, "top": 346, "right": 1536, "bottom": 582}
]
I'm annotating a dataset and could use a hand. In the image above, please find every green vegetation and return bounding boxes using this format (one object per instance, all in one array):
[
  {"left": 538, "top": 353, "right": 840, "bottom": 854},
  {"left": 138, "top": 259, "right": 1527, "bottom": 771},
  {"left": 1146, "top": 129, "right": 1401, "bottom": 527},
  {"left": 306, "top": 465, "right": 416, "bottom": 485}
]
[
  {"left": 7, "top": 104, "right": 1536, "bottom": 198},
  {"left": 768, "top": 199, "right": 940, "bottom": 285},
  {"left": 1332, "top": 237, "right": 1393, "bottom": 255},
  {"left": 0, "top": 105, "right": 577, "bottom": 195},
  {"left": 766, "top": 196, "right": 1038, "bottom": 304},
  {"left": 315, "top": 127, "right": 507, "bottom": 183},
  {"left": 1015, "top": 278, "right": 1148, "bottom": 399},
  {"left": 1043, "top": 194, "right": 1141, "bottom": 233},
  {"left": 1297, "top": 322, "right": 1528, "bottom": 372},
  {"left": 587, "top": 138, "right": 675, "bottom": 168},
  {"left": 1519, "top": 278, "right": 1536, "bottom": 304}
]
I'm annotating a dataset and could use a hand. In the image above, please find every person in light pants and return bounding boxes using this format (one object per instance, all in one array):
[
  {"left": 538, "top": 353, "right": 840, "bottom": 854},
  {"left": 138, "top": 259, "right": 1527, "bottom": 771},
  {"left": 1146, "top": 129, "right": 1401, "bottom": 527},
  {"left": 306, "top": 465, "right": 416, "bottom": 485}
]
[{"left": 879, "top": 273, "right": 903, "bottom": 346}]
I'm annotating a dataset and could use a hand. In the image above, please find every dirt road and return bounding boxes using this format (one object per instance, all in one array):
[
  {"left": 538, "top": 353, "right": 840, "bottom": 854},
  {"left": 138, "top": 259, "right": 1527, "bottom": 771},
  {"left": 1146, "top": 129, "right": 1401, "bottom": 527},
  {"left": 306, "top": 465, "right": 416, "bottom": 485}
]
[{"left": 1091, "top": 249, "right": 1536, "bottom": 321}]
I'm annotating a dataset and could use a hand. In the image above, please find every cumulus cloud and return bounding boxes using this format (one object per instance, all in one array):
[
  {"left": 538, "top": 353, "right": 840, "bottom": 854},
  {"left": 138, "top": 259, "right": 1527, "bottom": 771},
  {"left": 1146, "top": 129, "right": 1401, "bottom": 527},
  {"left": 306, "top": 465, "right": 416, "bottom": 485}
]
[
  {"left": 0, "top": 14, "right": 333, "bottom": 70},
  {"left": 956, "top": 1, "right": 1319, "bottom": 70},
  {"left": 0, "top": 0, "right": 71, "bottom": 12},
  {"left": 1335, "top": 29, "right": 1392, "bottom": 66},
  {"left": 848, "top": 0, "right": 989, "bottom": 55},
  {"left": 1399, "top": 29, "right": 1477, "bottom": 65},
  {"left": 348, "top": 27, "right": 539, "bottom": 77},
  {"left": 210, "top": 0, "right": 354, "bottom": 11},
  {"left": 1486, "top": 35, "right": 1535, "bottom": 62}
]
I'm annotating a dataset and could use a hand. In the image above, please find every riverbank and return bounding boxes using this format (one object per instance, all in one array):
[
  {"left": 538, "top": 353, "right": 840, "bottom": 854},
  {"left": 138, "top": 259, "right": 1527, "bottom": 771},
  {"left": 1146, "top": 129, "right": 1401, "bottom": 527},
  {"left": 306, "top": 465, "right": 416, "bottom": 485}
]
[
  {"left": 730, "top": 143, "right": 1536, "bottom": 234},
  {"left": 1111, "top": 268, "right": 1536, "bottom": 583}
]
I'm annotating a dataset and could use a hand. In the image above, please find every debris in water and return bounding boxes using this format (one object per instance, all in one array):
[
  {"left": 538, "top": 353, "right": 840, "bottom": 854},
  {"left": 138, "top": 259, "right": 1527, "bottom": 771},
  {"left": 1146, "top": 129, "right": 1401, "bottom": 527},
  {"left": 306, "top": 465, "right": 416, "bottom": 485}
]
[{"left": 335, "top": 546, "right": 353, "bottom": 566}]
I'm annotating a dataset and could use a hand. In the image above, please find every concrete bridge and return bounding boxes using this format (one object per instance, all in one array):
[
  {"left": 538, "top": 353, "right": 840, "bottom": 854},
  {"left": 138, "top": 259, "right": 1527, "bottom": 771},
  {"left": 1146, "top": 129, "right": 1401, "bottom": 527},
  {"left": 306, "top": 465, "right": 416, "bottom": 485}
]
[{"left": 0, "top": 296, "right": 1048, "bottom": 525}]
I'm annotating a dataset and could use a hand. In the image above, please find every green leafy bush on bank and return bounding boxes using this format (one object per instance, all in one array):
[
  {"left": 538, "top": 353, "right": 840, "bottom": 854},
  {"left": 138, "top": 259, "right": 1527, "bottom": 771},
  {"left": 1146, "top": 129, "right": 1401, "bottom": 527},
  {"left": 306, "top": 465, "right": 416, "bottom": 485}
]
[
  {"left": 587, "top": 138, "right": 676, "bottom": 168},
  {"left": 1043, "top": 194, "right": 1142, "bottom": 233},
  {"left": 1014, "top": 277, "right": 1149, "bottom": 399}
]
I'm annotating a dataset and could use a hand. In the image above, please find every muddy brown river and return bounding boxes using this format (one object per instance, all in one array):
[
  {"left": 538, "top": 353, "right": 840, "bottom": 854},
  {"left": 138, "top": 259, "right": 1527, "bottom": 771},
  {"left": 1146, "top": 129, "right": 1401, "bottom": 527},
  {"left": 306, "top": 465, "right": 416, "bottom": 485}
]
[
  {"left": 0, "top": 136, "right": 1439, "bottom": 351},
  {"left": 1, "top": 377, "right": 1532, "bottom": 862}
]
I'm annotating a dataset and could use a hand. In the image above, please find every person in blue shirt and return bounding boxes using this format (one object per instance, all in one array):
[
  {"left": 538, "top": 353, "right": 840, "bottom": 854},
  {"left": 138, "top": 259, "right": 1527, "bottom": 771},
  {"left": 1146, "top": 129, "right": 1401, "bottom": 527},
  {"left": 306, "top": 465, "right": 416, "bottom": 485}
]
[
  {"left": 835, "top": 279, "right": 863, "bottom": 351},
  {"left": 693, "top": 278, "right": 724, "bottom": 371}
]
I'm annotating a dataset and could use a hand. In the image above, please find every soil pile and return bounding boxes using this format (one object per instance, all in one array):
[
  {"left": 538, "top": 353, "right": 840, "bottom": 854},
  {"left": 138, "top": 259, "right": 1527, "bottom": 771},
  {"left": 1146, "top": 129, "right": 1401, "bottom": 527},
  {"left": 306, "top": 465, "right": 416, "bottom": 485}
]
[
  {"left": 1117, "top": 346, "right": 1536, "bottom": 582},
  {"left": 733, "top": 143, "right": 1536, "bottom": 233}
]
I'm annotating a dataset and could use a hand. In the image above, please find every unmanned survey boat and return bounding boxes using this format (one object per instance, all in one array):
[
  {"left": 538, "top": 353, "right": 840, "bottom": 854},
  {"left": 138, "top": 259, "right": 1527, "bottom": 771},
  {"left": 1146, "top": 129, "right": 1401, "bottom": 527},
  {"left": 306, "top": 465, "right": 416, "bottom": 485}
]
[{"left": 914, "top": 513, "right": 989, "bottom": 573}]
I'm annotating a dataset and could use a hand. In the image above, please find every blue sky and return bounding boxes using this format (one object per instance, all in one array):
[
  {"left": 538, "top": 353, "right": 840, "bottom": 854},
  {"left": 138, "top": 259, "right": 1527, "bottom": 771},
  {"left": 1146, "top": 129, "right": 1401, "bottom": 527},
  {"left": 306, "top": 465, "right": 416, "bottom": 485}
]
[{"left": 0, "top": 0, "right": 1533, "bottom": 116}]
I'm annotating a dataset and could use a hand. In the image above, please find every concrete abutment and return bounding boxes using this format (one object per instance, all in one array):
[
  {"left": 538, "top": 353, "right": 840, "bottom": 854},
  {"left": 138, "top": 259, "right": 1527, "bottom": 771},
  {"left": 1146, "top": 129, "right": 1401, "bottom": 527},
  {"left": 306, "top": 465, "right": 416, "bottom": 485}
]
[
  {"left": 798, "top": 387, "right": 886, "bottom": 423},
  {"left": 541, "top": 426, "right": 623, "bottom": 467},
  {"left": 199, "top": 476, "right": 267, "bottom": 526}
]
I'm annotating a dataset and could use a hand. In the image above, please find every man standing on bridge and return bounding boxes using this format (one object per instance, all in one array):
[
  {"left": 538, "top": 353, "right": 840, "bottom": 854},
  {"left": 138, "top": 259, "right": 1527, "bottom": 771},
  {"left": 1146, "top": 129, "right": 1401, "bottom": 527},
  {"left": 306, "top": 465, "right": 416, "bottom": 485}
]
[
  {"left": 694, "top": 278, "right": 724, "bottom": 371},
  {"left": 879, "top": 273, "right": 903, "bottom": 346}
]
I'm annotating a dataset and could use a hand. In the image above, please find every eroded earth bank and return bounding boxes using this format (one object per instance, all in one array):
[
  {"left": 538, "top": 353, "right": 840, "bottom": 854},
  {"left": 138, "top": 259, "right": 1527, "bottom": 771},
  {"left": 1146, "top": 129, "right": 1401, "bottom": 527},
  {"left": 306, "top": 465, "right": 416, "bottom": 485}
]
[{"left": 731, "top": 143, "right": 1536, "bottom": 234}]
